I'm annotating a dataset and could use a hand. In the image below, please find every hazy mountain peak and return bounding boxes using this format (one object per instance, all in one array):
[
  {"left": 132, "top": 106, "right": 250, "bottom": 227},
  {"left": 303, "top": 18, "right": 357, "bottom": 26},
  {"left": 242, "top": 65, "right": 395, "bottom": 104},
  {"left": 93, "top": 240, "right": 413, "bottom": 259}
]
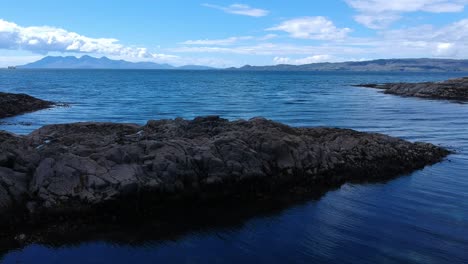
[{"left": 19, "top": 56, "right": 216, "bottom": 70}]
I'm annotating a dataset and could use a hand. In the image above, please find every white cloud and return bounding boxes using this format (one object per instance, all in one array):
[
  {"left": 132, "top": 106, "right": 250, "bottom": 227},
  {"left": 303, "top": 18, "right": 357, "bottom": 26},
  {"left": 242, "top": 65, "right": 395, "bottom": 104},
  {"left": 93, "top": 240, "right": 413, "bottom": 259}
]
[
  {"left": 259, "top": 34, "right": 278, "bottom": 40},
  {"left": 0, "top": 19, "right": 176, "bottom": 61},
  {"left": 380, "top": 19, "right": 468, "bottom": 43},
  {"left": 434, "top": 42, "right": 457, "bottom": 56},
  {"left": 345, "top": 0, "right": 467, "bottom": 13},
  {"left": 272, "top": 57, "right": 291, "bottom": 64},
  {"left": 180, "top": 34, "right": 277, "bottom": 46},
  {"left": 378, "top": 18, "right": 468, "bottom": 57},
  {"left": 180, "top": 36, "right": 253, "bottom": 45},
  {"left": 151, "top": 53, "right": 180, "bottom": 60},
  {"left": 172, "top": 18, "right": 468, "bottom": 61},
  {"left": 3, "top": 14, "right": 468, "bottom": 67},
  {"left": 273, "top": 55, "right": 333, "bottom": 64},
  {"left": 267, "top": 17, "right": 352, "bottom": 40},
  {"left": 171, "top": 43, "right": 366, "bottom": 56},
  {"left": 295, "top": 55, "right": 333, "bottom": 64},
  {"left": 202, "top": 3, "right": 269, "bottom": 17},
  {"left": 345, "top": 0, "right": 468, "bottom": 28},
  {"left": 354, "top": 14, "right": 401, "bottom": 29}
]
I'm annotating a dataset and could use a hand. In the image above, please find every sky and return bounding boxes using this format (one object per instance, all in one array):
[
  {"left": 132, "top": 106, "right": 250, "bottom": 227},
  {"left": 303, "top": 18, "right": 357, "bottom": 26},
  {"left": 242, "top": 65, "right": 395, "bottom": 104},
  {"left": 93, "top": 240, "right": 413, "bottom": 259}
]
[{"left": 1, "top": 0, "right": 468, "bottom": 67}]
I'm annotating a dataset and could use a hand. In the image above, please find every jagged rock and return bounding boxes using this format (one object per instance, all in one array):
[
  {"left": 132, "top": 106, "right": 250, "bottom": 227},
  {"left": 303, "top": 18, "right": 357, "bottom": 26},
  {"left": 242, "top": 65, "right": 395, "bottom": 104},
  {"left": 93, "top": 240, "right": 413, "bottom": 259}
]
[
  {"left": 0, "top": 116, "right": 450, "bottom": 223},
  {"left": 354, "top": 77, "right": 468, "bottom": 101},
  {"left": 0, "top": 92, "right": 54, "bottom": 118}
]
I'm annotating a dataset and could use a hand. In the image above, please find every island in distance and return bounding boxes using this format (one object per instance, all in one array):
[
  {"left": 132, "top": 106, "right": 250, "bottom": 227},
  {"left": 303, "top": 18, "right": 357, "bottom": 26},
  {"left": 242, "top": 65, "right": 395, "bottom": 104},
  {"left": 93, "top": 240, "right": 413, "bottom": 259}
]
[
  {"left": 13, "top": 56, "right": 468, "bottom": 72},
  {"left": 228, "top": 58, "right": 468, "bottom": 72},
  {"left": 18, "top": 55, "right": 216, "bottom": 70}
]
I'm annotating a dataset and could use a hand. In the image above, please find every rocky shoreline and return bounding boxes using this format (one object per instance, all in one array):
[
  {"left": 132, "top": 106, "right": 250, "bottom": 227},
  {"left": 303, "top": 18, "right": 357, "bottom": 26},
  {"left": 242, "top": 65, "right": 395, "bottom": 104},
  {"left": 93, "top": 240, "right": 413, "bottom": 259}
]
[
  {"left": 0, "top": 92, "right": 54, "bottom": 118},
  {"left": 354, "top": 77, "right": 468, "bottom": 101},
  {"left": 0, "top": 116, "right": 450, "bottom": 231}
]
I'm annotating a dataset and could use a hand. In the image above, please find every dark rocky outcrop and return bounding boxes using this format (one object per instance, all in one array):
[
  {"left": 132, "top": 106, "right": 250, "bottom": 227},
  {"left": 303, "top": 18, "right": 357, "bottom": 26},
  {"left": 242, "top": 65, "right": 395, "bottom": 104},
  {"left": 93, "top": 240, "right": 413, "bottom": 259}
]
[
  {"left": 0, "top": 116, "right": 450, "bottom": 229},
  {"left": 354, "top": 77, "right": 468, "bottom": 101},
  {"left": 0, "top": 92, "right": 54, "bottom": 118}
]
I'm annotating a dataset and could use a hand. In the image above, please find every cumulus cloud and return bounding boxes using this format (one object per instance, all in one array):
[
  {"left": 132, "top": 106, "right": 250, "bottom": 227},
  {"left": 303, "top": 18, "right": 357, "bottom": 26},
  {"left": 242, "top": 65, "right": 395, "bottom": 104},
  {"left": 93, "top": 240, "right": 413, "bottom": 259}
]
[
  {"left": 379, "top": 18, "right": 468, "bottom": 56},
  {"left": 267, "top": 17, "right": 352, "bottom": 40},
  {"left": 172, "top": 18, "right": 468, "bottom": 61},
  {"left": 434, "top": 42, "right": 457, "bottom": 56},
  {"left": 345, "top": 0, "right": 468, "bottom": 28},
  {"left": 272, "top": 57, "right": 291, "bottom": 64},
  {"left": 273, "top": 55, "right": 333, "bottom": 65},
  {"left": 0, "top": 19, "right": 177, "bottom": 61},
  {"left": 380, "top": 19, "right": 468, "bottom": 42},
  {"left": 202, "top": 3, "right": 269, "bottom": 17}
]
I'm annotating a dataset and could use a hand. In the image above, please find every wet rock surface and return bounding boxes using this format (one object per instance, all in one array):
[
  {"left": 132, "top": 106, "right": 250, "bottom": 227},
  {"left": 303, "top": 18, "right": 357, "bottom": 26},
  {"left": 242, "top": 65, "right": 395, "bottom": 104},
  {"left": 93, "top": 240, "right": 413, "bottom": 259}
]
[
  {"left": 354, "top": 77, "right": 468, "bottom": 101},
  {"left": 0, "top": 92, "right": 54, "bottom": 118},
  {"left": 0, "top": 116, "right": 450, "bottom": 227}
]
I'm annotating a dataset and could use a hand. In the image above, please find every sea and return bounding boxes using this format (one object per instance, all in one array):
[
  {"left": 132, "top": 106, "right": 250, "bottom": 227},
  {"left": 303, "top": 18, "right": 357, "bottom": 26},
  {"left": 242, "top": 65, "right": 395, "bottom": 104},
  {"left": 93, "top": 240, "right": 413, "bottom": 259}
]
[{"left": 0, "top": 69, "right": 467, "bottom": 264}]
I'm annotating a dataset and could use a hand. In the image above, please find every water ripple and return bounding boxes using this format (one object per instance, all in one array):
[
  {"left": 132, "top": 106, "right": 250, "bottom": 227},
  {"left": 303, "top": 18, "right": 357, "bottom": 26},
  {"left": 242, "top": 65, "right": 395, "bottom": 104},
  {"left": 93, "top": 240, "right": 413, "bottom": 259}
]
[{"left": 1, "top": 70, "right": 467, "bottom": 264}]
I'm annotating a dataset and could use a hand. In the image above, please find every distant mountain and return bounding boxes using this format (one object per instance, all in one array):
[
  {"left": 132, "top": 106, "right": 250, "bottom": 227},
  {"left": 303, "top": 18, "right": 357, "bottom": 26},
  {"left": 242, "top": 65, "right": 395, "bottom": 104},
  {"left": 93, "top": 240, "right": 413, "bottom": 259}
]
[
  {"left": 229, "top": 59, "right": 468, "bottom": 72},
  {"left": 19, "top": 55, "right": 216, "bottom": 70},
  {"left": 19, "top": 57, "right": 468, "bottom": 72}
]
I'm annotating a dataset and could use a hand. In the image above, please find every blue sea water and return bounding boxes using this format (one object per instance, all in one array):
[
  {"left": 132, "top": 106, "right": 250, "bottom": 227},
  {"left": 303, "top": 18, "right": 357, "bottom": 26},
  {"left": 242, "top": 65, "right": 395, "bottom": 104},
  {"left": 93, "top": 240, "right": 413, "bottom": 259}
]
[{"left": 0, "top": 70, "right": 467, "bottom": 264}]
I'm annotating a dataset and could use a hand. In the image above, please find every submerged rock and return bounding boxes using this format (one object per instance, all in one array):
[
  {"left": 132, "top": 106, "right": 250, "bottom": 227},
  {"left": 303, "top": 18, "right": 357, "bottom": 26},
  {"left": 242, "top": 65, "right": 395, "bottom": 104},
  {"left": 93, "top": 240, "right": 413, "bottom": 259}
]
[
  {"left": 0, "top": 92, "right": 54, "bottom": 118},
  {"left": 354, "top": 77, "right": 468, "bottom": 101},
  {"left": 0, "top": 116, "right": 450, "bottom": 223}
]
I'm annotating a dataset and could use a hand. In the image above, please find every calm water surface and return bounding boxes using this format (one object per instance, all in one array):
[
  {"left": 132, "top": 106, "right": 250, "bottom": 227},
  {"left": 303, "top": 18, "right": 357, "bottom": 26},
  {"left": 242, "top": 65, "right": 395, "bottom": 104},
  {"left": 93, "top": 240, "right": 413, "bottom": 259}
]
[{"left": 0, "top": 70, "right": 467, "bottom": 263}]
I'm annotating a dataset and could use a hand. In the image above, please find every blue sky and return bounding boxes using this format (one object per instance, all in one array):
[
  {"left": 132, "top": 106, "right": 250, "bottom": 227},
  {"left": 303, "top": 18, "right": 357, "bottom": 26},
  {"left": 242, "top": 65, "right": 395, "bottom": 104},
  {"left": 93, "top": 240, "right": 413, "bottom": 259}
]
[{"left": 1, "top": 0, "right": 468, "bottom": 67}]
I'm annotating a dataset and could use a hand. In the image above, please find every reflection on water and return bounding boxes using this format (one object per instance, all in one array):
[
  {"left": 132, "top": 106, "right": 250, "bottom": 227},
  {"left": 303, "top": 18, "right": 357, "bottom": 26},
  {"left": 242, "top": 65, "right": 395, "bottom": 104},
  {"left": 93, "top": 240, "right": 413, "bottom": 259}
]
[{"left": 0, "top": 70, "right": 467, "bottom": 263}]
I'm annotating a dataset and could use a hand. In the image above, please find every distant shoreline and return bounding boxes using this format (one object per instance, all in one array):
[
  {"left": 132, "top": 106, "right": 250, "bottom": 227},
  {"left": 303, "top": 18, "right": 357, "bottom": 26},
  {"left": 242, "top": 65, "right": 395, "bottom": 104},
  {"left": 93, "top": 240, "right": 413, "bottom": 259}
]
[
  {"left": 3, "top": 68, "right": 468, "bottom": 74},
  {"left": 12, "top": 56, "right": 468, "bottom": 72}
]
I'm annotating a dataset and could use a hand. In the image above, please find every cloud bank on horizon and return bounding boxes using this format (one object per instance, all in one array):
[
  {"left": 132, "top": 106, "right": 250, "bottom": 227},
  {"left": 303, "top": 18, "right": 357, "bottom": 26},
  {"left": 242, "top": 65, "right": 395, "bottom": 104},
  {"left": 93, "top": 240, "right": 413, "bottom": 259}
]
[
  {"left": 1, "top": 0, "right": 468, "bottom": 67},
  {"left": 0, "top": 19, "right": 177, "bottom": 60}
]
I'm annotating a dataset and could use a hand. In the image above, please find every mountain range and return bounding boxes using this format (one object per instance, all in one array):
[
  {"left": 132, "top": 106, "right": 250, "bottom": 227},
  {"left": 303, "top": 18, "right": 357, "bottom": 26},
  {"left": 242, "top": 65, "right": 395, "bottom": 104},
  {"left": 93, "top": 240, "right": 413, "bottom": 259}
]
[
  {"left": 228, "top": 58, "right": 468, "bottom": 72},
  {"left": 16, "top": 56, "right": 468, "bottom": 72},
  {"left": 18, "top": 55, "right": 215, "bottom": 70}
]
